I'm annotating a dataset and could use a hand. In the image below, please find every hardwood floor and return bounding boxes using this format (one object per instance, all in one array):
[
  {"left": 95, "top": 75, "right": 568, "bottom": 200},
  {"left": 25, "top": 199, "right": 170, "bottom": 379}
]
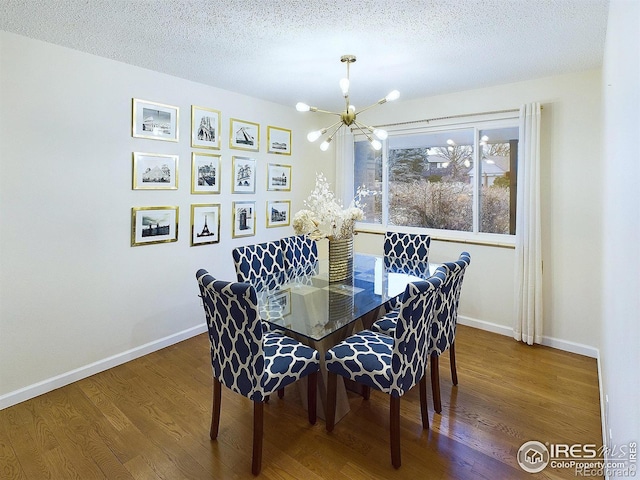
[{"left": 0, "top": 325, "right": 602, "bottom": 479}]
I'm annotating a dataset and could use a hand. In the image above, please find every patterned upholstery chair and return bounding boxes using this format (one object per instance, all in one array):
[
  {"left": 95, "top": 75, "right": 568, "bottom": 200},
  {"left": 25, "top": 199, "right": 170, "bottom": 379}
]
[
  {"left": 232, "top": 241, "right": 286, "bottom": 293},
  {"left": 280, "top": 235, "right": 319, "bottom": 278},
  {"left": 371, "top": 252, "right": 471, "bottom": 414},
  {"left": 324, "top": 269, "right": 447, "bottom": 469},
  {"left": 382, "top": 231, "right": 432, "bottom": 312},
  {"left": 196, "top": 269, "right": 320, "bottom": 475},
  {"left": 384, "top": 231, "right": 431, "bottom": 260},
  {"left": 427, "top": 252, "right": 471, "bottom": 413}
]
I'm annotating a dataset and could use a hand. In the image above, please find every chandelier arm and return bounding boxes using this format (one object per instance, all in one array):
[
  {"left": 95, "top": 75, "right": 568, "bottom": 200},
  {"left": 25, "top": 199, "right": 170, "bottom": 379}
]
[
  {"left": 353, "top": 97, "right": 387, "bottom": 116},
  {"left": 311, "top": 107, "right": 343, "bottom": 116},
  {"left": 352, "top": 121, "right": 375, "bottom": 142}
]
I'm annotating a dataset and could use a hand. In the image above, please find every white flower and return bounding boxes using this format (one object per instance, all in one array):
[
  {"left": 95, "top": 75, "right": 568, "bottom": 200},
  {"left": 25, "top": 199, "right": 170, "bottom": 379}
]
[{"left": 293, "top": 173, "right": 374, "bottom": 241}]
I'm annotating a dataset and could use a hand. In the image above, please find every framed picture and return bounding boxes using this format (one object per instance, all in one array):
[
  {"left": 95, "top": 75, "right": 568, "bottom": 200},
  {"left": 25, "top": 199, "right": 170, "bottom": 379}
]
[
  {"left": 191, "top": 153, "right": 221, "bottom": 194},
  {"left": 232, "top": 201, "right": 256, "bottom": 238},
  {"left": 267, "top": 289, "right": 291, "bottom": 318},
  {"left": 266, "top": 163, "right": 291, "bottom": 191},
  {"left": 191, "top": 105, "right": 221, "bottom": 149},
  {"left": 190, "top": 203, "right": 220, "bottom": 246},
  {"left": 232, "top": 156, "right": 256, "bottom": 194},
  {"left": 131, "top": 206, "right": 178, "bottom": 246},
  {"left": 266, "top": 200, "right": 291, "bottom": 228},
  {"left": 267, "top": 126, "right": 292, "bottom": 155},
  {"left": 229, "top": 118, "right": 259, "bottom": 151},
  {"left": 131, "top": 98, "right": 179, "bottom": 142},
  {"left": 132, "top": 152, "right": 178, "bottom": 190}
]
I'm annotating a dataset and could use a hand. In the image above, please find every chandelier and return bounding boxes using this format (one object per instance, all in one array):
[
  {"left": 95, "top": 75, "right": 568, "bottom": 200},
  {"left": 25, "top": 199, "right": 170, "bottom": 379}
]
[{"left": 296, "top": 55, "right": 399, "bottom": 151}]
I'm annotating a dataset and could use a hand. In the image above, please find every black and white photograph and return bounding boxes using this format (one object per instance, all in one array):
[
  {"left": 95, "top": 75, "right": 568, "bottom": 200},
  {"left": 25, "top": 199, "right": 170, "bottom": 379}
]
[
  {"left": 132, "top": 152, "right": 178, "bottom": 190},
  {"left": 229, "top": 118, "right": 259, "bottom": 151},
  {"left": 191, "top": 105, "right": 221, "bottom": 149},
  {"left": 267, "top": 163, "right": 291, "bottom": 191},
  {"left": 232, "top": 201, "right": 256, "bottom": 238},
  {"left": 191, "top": 152, "right": 221, "bottom": 194},
  {"left": 190, "top": 203, "right": 220, "bottom": 246},
  {"left": 232, "top": 156, "right": 256, "bottom": 194},
  {"left": 131, "top": 206, "right": 178, "bottom": 246},
  {"left": 266, "top": 200, "right": 290, "bottom": 228},
  {"left": 267, "top": 126, "right": 291, "bottom": 155},
  {"left": 132, "top": 98, "right": 179, "bottom": 142}
]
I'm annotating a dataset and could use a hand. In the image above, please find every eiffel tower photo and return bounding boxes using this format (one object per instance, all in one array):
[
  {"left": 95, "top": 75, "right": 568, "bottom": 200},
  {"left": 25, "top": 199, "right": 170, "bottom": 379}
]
[{"left": 197, "top": 214, "right": 214, "bottom": 237}]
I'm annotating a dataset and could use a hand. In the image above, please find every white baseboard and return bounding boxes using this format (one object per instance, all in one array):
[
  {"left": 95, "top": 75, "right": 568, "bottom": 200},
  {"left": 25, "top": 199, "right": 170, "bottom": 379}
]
[
  {"left": 0, "top": 323, "right": 207, "bottom": 410},
  {"left": 458, "top": 315, "right": 599, "bottom": 358}
]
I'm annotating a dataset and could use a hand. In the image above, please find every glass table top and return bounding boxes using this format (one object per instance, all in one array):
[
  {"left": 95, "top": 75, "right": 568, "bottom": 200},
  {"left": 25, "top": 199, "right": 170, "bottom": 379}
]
[{"left": 256, "top": 253, "right": 436, "bottom": 342}]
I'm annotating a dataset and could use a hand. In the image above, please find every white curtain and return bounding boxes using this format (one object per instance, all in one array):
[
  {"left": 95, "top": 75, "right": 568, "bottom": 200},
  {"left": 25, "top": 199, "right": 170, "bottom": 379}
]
[{"left": 514, "top": 102, "right": 543, "bottom": 345}]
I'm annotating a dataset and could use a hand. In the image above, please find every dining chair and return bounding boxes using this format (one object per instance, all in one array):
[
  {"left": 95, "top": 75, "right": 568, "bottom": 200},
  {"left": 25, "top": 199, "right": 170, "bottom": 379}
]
[
  {"left": 324, "top": 269, "right": 447, "bottom": 469},
  {"left": 280, "top": 234, "right": 319, "bottom": 277},
  {"left": 196, "top": 269, "right": 320, "bottom": 475},
  {"left": 382, "top": 231, "right": 432, "bottom": 312},
  {"left": 427, "top": 251, "right": 471, "bottom": 413},
  {"left": 371, "top": 252, "right": 471, "bottom": 414},
  {"left": 232, "top": 241, "right": 286, "bottom": 292},
  {"left": 384, "top": 231, "right": 431, "bottom": 260}
]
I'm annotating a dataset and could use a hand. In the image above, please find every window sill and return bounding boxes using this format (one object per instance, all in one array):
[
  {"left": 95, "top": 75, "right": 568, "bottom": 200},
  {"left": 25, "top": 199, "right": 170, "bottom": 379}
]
[{"left": 354, "top": 224, "right": 516, "bottom": 249}]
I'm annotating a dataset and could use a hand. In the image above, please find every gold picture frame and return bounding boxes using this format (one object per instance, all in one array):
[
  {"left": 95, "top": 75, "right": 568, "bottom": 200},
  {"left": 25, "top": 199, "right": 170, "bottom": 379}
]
[
  {"left": 191, "top": 105, "right": 221, "bottom": 149},
  {"left": 267, "top": 126, "right": 291, "bottom": 155},
  {"left": 229, "top": 118, "right": 259, "bottom": 151},
  {"left": 232, "top": 201, "right": 256, "bottom": 238},
  {"left": 132, "top": 152, "right": 178, "bottom": 190},
  {"left": 131, "top": 98, "right": 179, "bottom": 142},
  {"left": 266, "top": 163, "right": 291, "bottom": 191},
  {"left": 191, "top": 153, "right": 221, "bottom": 194},
  {"left": 232, "top": 156, "right": 256, "bottom": 194},
  {"left": 266, "top": 200, "right": 291, "bottom": 228},
  {"left": 131, "top": 206, "right": 178, "bottom": 246},
  {"left": 190, "top": 203, "right": 221, "bottom": 246}
]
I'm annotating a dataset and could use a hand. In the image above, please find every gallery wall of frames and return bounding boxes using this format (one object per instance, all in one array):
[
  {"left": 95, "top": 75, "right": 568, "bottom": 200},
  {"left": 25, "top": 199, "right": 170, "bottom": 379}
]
[{"left": 130, "top": 98, "right": 293, "bottom": 247}]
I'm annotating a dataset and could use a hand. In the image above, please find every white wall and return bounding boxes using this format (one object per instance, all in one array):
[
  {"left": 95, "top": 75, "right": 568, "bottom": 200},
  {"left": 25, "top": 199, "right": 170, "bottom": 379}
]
[
  {"left": 353, "top": 69, "right": 603, "bottom": 355},
  {"left": 0, "top": 32, "right": 326, "bottom": 406},
  {"left": 600, "top": 0, "right": 640, "bottom": 462}
]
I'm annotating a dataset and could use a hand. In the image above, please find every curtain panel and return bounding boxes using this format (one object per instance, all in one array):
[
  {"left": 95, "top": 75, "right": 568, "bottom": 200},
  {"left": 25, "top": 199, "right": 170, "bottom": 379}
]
[{"left": 513, "top": 102, "right": 543, "bottom": 345}]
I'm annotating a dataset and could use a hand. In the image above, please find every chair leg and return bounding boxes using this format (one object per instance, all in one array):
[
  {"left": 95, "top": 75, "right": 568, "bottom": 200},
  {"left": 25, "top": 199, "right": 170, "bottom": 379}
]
[
  {"left": 326, "top": 371, "right": 337, "bottom": 432},
  {"left": 362, "top": 385, "right": 371, "bottom": 400},
  {"left": 252, "top": 401, "right": 264, "bottom": 475},
  {"left": 307, "top": 371, "right": 317, "bottom": 425},
  {"left": 210, "top": 377, "right": 222, "bottom": 440},
  {"left": 450, "top": 342, "right": 458, "bottom": 386},
  {"left": 430, "top": 353, "right": 442, "bottom": 413},
  {"left": 278, "top": 388, "right": 285, "bottom": 398},
  {"left": 390, "top": 395, "right": 401, "bottom": 469},
  {"left": 419, "top": 374, "right": 429, "bottom": 429}
]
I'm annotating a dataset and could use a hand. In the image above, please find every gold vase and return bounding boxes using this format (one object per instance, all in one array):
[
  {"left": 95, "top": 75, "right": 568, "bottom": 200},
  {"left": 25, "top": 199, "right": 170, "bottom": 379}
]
[{"left": 328, "top": 236, "right": 354, "bottom": 283}]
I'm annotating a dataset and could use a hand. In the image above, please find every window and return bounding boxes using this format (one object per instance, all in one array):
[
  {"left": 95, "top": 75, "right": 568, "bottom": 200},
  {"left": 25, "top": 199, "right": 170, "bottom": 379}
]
[{"left": 354, "top": 121, "right": 519, "bottom": 237}]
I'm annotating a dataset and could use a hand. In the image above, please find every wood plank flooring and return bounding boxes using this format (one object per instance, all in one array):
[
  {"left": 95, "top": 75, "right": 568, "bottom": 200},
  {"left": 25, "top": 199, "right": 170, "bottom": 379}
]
[{"left": 0, "top": 325, "right": 602, "bottom": 479}]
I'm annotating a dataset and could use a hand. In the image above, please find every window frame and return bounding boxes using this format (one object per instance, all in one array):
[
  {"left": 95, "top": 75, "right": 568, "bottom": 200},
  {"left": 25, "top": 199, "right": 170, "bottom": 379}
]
[{"left": 351, "top": 114, "right": 519, "bottom": 247}]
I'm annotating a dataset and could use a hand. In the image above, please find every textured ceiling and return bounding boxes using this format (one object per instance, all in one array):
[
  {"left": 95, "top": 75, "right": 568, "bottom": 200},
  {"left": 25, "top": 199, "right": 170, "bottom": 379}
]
[{"left": 0, "top": 0, "right": 609, "bottom": 112}]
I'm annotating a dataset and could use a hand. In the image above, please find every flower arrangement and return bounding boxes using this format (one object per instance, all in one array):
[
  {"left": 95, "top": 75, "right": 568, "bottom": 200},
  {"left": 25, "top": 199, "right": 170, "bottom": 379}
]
[{"left": 293, "top": 173, "right": 373, "bottom": 241}]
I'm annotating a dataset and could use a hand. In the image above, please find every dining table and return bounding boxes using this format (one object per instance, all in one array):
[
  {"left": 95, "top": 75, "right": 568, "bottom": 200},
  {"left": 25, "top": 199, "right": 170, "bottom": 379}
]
[{"left": 255, "top": 252, "right": 437, "bottom": 422}]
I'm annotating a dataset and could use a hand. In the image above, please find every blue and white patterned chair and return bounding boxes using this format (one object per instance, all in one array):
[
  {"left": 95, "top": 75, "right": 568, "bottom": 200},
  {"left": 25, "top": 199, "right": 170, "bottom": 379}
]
[
  {"left": 324, "top": 269, "right": 447, "bottom": 469},
  {"left": 371, "top": 252, "right": 471, "bottom": 414},
  {"left": 232, "top": 241, "right": 286, "bottom": 293},
  {"left": 382, "top": 231, "right": 432, "bottom": 312},
  {"left": 384, "top": 231, "right": 431, "bottom": 260},
  {"left": 280, "top": 235, "right": 319, "bottom": 278},
  {"left": 427, "top": 252, "right": 471, "bottom": 413},
  {"left": 196, "top": 269, "right": 320, "bottom": 475}
]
